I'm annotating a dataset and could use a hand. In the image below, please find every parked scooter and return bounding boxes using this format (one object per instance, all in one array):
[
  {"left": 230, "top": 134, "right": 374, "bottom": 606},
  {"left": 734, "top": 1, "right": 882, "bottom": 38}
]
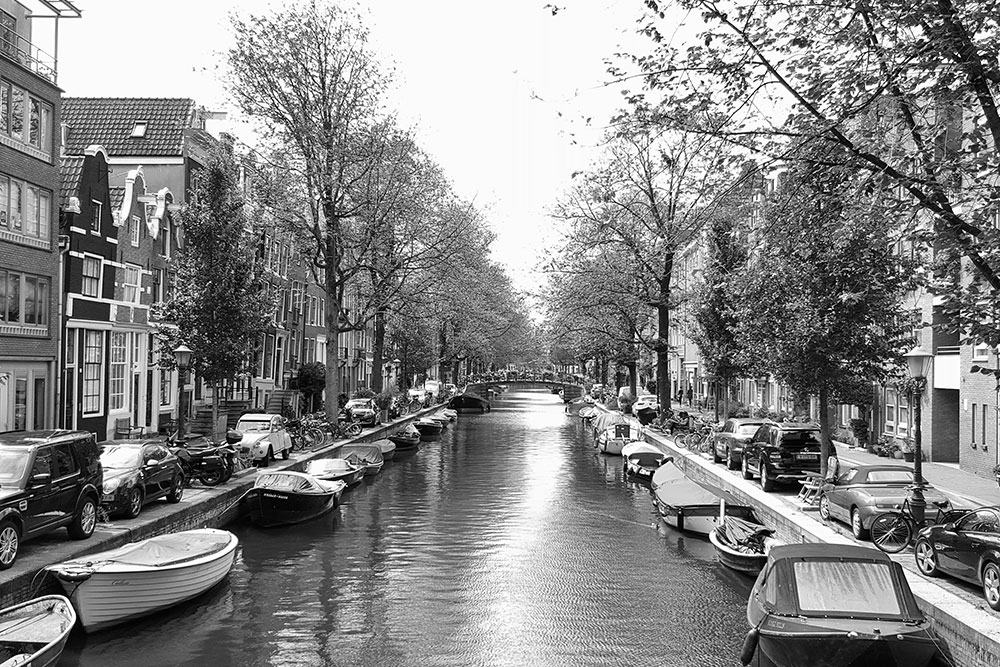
[{"left": 167, "top": 431, "right": 241, "bottom": 487}]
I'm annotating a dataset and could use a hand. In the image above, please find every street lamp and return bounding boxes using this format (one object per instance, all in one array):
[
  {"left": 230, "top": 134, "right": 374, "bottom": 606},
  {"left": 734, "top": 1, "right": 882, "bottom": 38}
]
[
  {"left": 904, "top": 345, "right": 933, "bottom": 526},
  {"left": 173, "top": 344, "right": 192, "bottom": 443}
]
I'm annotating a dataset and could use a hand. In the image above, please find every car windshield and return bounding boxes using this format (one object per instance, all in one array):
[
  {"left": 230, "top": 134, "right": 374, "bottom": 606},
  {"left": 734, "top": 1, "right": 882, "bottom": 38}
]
[
  {"left": 347, "top": 401, "right": 370, "bottom": 409},
  {"left": 100, "top": 445, "right": 142, "bottom": 469},
  {"left": 0, "top": 450, "right": 30, "bottom": 486},
  {"left": 866, "top": 470, "right": 913, "bottom": 484},
  {"left": 738, "top": 425, "right": 762, "bottom": 436},
  {"left": 238, "top": 420, "right": 271, "bottom": 432}
]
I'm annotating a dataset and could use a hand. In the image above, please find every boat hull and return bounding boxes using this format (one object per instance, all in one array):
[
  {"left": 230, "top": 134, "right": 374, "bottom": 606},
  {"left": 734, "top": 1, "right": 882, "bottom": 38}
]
[
  {"left": 654, "top": 498, "right": 756, "bottom": 537},
  {"left": 708, "top": 529, "right": 767, "bottom": 575},
  {"left": 755, "top": 622, "right": 938, "bottom": 667},
  {"left": 388, "top": 434, "right": 419, "bottom": 450},
  {"left": 414, "top": 422, "right": 443, "bottom": 439},
  {"left": 49, "top": 532, "right": 237, "bottom": 633},
  {"left": 245, "top": 486, "right": 338, "bottom": 528},
  {"left": 0, "top": 595, "right": 75, "bottom": 667}
]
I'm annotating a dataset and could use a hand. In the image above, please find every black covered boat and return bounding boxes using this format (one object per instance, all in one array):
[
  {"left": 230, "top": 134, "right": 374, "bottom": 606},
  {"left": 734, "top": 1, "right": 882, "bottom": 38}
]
[
  {"left": 448, "top": 392, "right": 491, "bottom": 413},
  {"left": 243, "top": 471, "right": 344, "bottom": 528}
]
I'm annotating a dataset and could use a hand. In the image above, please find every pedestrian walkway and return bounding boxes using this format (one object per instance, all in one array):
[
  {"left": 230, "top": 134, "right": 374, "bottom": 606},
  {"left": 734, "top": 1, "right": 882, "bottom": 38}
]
[{"left": 666, "top": 401, "right": 1000, "bottom": 510}]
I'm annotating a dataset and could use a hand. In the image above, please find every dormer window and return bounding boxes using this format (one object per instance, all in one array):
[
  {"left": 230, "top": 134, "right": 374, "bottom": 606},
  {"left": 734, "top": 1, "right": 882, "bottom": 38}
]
[{"left": 130, "top": 121, "right": 148, "bottom": 138}]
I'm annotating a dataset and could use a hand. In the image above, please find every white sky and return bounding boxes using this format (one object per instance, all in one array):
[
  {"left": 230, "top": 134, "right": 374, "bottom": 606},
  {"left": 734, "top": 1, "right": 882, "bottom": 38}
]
[{"left": 50, "top": 1, "right": 659, "bottom": 293}]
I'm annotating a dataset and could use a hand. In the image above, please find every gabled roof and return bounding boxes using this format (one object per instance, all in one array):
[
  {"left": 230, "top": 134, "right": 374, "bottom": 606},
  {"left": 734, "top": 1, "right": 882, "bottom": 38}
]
[
  {"left": 62, "top": 98, "right": 198, "bottom": 157},
  {"left": 59, "top": 155, "right": 84, "bottom": 204}
]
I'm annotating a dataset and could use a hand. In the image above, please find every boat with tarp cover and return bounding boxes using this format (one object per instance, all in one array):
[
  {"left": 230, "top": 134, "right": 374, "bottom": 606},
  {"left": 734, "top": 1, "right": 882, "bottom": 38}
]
[
  {"left": 709, "top": 514, "right": 775, "bottom": 575},
  {"left": 0, "top": 595, "right": 75, "bottom": 666},
  {"left": 621, "top": 442, "right": 670, "bottom": 479},
  {"left": 651, "top": 460, "right": 756, "bottom": 536},
  {"left": 47, "top": 529, "right": 237, "bottom": 632},
  {"left": 244, "top": 471, "right": 345, "bottom": 527},
  {"left": 741, "top": 543, "right": 939, "bottom": 667},
  {"left": 340, "top": 444, "right": 385, "bottom": 476}
]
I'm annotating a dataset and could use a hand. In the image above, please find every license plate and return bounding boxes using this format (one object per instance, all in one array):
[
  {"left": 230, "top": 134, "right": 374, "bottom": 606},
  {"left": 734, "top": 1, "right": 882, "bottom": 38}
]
[{"left": 794, "top": 453, "right": 819, "bottom": 460}]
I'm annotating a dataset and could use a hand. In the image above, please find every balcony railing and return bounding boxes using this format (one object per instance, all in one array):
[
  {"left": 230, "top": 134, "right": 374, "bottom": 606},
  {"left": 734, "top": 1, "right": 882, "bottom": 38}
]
[{"left": 1, "top": 32, "right": 57, "bottom": 83}]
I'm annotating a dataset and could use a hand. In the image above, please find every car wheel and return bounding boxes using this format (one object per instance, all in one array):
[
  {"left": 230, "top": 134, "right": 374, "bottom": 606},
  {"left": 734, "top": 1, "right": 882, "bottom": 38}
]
[
  {"left": 0, "top": 519, "right": 19, "bottom": 570},
  {"left": 851, "top": 508, "right": 869, "bottom": 540},
  {"left": 712, "top": 444, "right": 722, "bottom": 464},
  {"left": 167, "top": 475, "right": 184, "bottom": 503},
  {"left": 282, "top": 446, "right": 290, "bottom": 460},
  {"left": 741, "top": 454, "right": 753, "bottom": 480},
  {"left": 124, "top": 487, "right": 144, "bottom": 519},
  {"left": 726, "top": 450, "right": 738, "bottom": 471},
  {"left": 914, "top": 538, "right": 940, "bottom": 577},
  {"left": 818, "top": 494, "right": 832, "bottom": 521},
  {"left": 68, "top": 496, "right": 98, "bottom": 539},
  {"left": 983, "top": 562, "right": 1000, "bottom": 611},
  {"left": 760, "top": 461, "right": 776, "bottom": 492}
]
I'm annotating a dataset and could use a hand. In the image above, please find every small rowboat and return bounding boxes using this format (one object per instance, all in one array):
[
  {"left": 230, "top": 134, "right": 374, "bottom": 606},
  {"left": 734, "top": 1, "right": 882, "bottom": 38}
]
[
  {"left": 621, "top": 442, "right": 670, "bottom": 480},
  {"left": 414, "top": 418, "right": 443, "bottom": 439},
  {"left": 371, "top": 438, "right": 396, "bottom": 461},
  {"left": 709, "top": 511, "right": 776, "bottom": 575},
  {"left": 304, "top": 458, "right": 365, "bottom": 486},
  {"left": 0, "top": 595, "right": 76, "bottom": 666},
  {"left": 244, "top": 471, "right": 346, "bottom": 528},
  {"left": 651, "top": 460, "right": 757, "bottom": 536},
  {"left": 388, "top": 426, "right": 420, "bottom": 451},
  {"left": 48, "top": 529, "right": 237, "bottom": 632},
  {"left": 340, "top": 444, "right": 385, "bottom": 476}
]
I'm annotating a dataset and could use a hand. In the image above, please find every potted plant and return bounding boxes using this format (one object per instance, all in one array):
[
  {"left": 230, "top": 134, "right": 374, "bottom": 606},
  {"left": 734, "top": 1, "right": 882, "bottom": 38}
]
[{"left": 899, "top": 438, "right": 916, "bottom": 462}]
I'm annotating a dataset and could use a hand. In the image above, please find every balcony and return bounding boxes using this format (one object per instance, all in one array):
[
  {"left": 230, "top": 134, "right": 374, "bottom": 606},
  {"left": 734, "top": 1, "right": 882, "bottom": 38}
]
[
  {"left": 1, "top": 1, "right": 83, "bottom": 83},
  {"left": 1, "top": 31, "right": 57, "bottom": 82}
]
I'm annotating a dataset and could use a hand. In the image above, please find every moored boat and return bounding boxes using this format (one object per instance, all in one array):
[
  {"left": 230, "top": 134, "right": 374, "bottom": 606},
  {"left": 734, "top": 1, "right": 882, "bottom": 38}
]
[
  {"left": 621, "top": 442, "right": 670, "bottom": 479},
  {"left": 371, "top": 438, "right": 396, "bottom": 461},
  {"left": 651, "top": 460, "right": 756, "bottom": 536},
  {"left": 440, "top": 408, "right": 458, "bottom": 421},
  {"left": 596, "top": 422, "right": 643, "bottom": 455},
  {"left": 243, "top": 471, "right": 346, "bottom": 528},
  {"left": 304, "top": 458, "right": 366, "bottom": 486},
  {"left": 0, "top": 595, "right": 75, "bottom": 665},
  {"left": 741, "top": 544, "right": 939, "bottom": 667},
  {"left": 388, "top": 425, "right": 420, "bottom": 450},
  {"left": 448, "top": 392, "right": 491, "bottom": 413},
  {"left": 427, "top": 413, "right": 450, "bottom": 429},
  {"left": 47, "top": 529, "right": 237, "bottom": 632},
  {"left": 340, "top": 444, "right": 385, "bottom": 476},
  {"left": 414, "top": 418, "right": 443, "bottom": 439},
  {"left": 709, "top": 513, "right": 775, "bottom": 575}
]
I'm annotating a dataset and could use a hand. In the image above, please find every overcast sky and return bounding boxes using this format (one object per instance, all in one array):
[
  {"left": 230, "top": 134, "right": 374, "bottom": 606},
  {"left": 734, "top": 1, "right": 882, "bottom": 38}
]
[{"left": 52, "top": 1, "right": 659, "bottom": 293}]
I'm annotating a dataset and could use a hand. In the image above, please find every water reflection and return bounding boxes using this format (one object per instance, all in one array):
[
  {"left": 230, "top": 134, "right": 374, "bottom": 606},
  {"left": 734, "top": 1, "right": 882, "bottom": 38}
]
[{"left": 63, "top": 389, "right": 752, "bottom": 667}]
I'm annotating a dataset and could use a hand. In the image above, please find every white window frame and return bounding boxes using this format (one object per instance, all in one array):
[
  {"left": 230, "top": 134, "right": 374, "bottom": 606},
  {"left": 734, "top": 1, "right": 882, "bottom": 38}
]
[
  {"left": 122, "top": 264, "right": 141, "bottom": 304},
  {"left": 973, "top": 342, "right": 990, "bottom": 362},
  {"left": 81, "top": 255, "right": 102, "bottom": 297},
  {"left": 90, "top": 200, "right": 102, "bottom": 233},
  {"left": 130, "top": 215, "right": 140, "bottom": 246},
  {"left": 109, "top": 331, "right": 128, "bottom": 411},
  {"left": 82, "top": 330, "right": 104, "bottom": 416}
]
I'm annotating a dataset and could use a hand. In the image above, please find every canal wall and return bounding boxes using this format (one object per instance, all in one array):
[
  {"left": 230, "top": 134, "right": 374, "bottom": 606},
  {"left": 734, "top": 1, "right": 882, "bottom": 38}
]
[
  {"left": 0, "top": 409, "right": 437, "bottom": 610},
  {"left": 640, "top": 424, "right": 1000, "bottom": 667}
]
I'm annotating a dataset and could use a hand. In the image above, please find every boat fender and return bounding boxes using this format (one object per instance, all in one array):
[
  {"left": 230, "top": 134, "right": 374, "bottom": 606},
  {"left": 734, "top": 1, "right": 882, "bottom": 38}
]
[
  {"left": 740, "top": 628, "right": 759, "bottom": 666},
  {"left": 53, "top": 569, "right": 92, "bottom": 583}
]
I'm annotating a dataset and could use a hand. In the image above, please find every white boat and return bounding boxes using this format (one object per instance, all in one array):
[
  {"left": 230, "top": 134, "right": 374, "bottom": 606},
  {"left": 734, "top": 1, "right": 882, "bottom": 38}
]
[
  {"left": 596, "top": 422, "right": 643, "bottom": 455},
  {"left": 621, "top": 442, "right": 670, "bottom": 479},
  {"left": 0, "top": 595, "right": 76, "bottom": 667},
  {"left": 47, "top": 528, "right": 238, "bottom": 633},
  {"left": 371, "top": 438, "right": 396, "bottom": 461},
  {"left": 651, "top": 460, "right": 757, "bottom": 536}
]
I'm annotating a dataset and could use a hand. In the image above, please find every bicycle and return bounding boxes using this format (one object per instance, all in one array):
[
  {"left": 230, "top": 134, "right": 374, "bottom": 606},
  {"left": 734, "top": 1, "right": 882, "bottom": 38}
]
[{"left": 868, "top": 495, "right": 965, "bottom": 553}]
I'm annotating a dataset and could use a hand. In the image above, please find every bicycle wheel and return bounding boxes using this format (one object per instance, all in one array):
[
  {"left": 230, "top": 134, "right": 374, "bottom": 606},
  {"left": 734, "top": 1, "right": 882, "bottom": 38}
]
[
  {"left": 686, "top": 432, "right": 704, "bottom": 448},
  {"left": 346, "top": 423, "right": 362, "bottom": 437},
  {"left": 870, "top": 512, "right": 913, "bottom": 553}
]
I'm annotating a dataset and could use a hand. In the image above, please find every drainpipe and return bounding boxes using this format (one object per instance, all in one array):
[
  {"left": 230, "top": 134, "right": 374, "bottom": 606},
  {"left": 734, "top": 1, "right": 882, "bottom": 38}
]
[{"left": 55, "top": 233, "right": 70, "bottom": 428}]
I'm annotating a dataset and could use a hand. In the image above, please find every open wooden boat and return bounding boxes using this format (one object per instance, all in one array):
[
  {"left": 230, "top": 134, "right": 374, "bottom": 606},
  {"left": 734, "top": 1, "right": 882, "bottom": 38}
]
[
  {"left": 742, "top": 544, "right": 939, "bottom": 667},
  {"left": 47, "top": 529, "right": 237, "bottom": 632},
  {"left": 414, "top": 418, "right": 443, "bottom": 439},
  {"left": 304, "top": 458, "right": 366, "bottom": 486},
  {"left": 709, "top": 513, "right": 775, "bottom": 575},
  {"left": 0, "top": 595, "right": 75, "bottom": 665},
  {"left": 244, "top": 471, "right": 346, "bottom": 528},
  {"left": 621, "top": 442, "right": 670, "bottom": 479},
  {"left": 387, "top": 426, "right": 420, "bottom": 451},
  {"left": 651, "top": 460, "right": 756, "bottom": 536},
  {"left": 340, "top": 444, "right": 385, "bottom": 476},
  {"left": 371, "top": 438, "right": 396, "bottom": 461}
]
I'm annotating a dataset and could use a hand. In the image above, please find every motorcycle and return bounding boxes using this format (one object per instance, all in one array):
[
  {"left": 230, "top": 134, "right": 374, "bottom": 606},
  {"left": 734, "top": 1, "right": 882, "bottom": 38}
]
[{"left": 167, "top": 431, "right": 241, "bottom": 487}]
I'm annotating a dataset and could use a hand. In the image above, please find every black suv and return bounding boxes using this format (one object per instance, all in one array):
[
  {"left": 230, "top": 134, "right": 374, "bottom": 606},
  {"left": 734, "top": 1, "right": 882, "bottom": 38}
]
[
  {"left": 0, "top": 430, "right": 103, "bottom": 569},
  {"left": 741, "top": 422, "right": 822, "bottom": 491}
]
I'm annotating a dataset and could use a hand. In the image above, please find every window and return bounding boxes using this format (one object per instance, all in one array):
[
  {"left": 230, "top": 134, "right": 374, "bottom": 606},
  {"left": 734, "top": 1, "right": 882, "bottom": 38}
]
[
  {"left": 130, "top": 215, "right": 140, "bottom": 246},
  {"left": 0, "top": 81, "right": 7, "bottom": 135},
  {"left": 130, "top": 121, "right": 147, "bottom": 138},
  {"left": 82, "top": 331, "right": 103, "bottom": 415},
  {"left": 973, "top": 343, "right": 990, "bottom": 362},
  {"left": 109, "top": 332, "right": 128, "bottom": 411},
  {"left": 983, "top": 403, "right": 988, "bottom": 446},
  {"left": 0, "top": 270, "right": 48, "bottom": 327},
  {"left": 90, "top": 200, "right": 102, "bottom": 233},
  {"left": 10, "top": 87, "right": 22, "bottom": 142},
  {"left": 159, "top": 367, "right": 172, "bottom": 407},
  {"left": 0, "top": 174, "right": 50, "bottom": 241},
  {"left": 81, "top": 256, "right": 101, "bottom": 297},
  {"left": 0, "top": 80, "right": 52, "bottom": 155},
  {"left": 152, "top": 268, "right": 163, "bottom": 303},
  {"left": 972, "top": 404, "right": 978, "bottom": 444},
  {"left": 122, "top": 264, "right": 141, "bottom": 304}
]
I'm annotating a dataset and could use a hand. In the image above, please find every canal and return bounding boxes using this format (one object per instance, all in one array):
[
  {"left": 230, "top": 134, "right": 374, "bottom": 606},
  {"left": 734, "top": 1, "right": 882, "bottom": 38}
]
[{"left": 61, "top": 389, "right": 753, "bottom": 667}]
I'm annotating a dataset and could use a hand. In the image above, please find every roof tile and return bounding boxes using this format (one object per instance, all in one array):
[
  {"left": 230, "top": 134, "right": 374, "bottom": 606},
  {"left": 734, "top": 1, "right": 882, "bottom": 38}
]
[{"left": 62, "top": 98, "right": 197, "bottom": 157}]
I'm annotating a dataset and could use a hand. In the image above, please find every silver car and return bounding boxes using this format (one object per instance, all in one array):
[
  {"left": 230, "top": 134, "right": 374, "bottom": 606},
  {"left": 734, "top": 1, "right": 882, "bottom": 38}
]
[{"left": 711, "top": 418, "right": 768, "bottom": 469}]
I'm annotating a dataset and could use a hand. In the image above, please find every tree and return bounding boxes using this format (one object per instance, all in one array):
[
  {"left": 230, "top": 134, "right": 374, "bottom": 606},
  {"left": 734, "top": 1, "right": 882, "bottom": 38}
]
[
  {"left": 156, "top": 138, "right": 269, "bottom": 435},
  {"left": 731, "top": 149, "right": 920, "bottom": 473},
  {"left": 626, "top": 0, "right": 1000, "bottom": 345}
]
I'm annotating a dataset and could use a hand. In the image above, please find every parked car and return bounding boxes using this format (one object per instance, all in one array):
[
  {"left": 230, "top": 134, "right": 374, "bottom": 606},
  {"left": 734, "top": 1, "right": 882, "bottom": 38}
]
[
  {"left": 344, "top": 398, "right": 378, "bottom": 426},
  {"left": 97, "top": 441, "right": 185, "bottom": 518},
  {"left": 633, "top": 394, "right": 659, "bottom": 413},
  {"left": 818, "top": 464, "right": 953, "bottom": 540},
  {"left": 914, "top": 506, "right": 1000, "bottom": 611},
  {"left": 741, "top": 422, "right": 822, "bottom": 491},
  {"left": 711, "top": 418, "right": 768, "bottom": 470},
  {"left": 234, "top": 414, "right": 293, "bottom": 467},
  {"left": 0, "top": 430, "right": 103, "bottom": 570}
]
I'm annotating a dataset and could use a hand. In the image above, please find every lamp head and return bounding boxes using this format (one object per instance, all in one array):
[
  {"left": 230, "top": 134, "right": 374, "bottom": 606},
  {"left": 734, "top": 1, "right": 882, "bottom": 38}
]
[
  {"left": 173, "top": 344, "right": 192, "bottom": 370},
  {"left": 904, "top": 345, "right": 933, "bottom": 379}
]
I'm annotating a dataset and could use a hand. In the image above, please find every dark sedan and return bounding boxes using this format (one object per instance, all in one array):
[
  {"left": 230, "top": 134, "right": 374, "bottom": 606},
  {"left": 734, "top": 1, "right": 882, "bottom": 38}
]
[
  {"left": 915, "top": 506, "right": 1000, "bottom": 611},
  {"left": 711, "top": 418, "right": 767, "bottom": 469},
  {"left": 819, "top": 464, "right": 952, "bottom": 540},
  {"left": 98, "top": 441, "right": 184, "bottom": 518}
]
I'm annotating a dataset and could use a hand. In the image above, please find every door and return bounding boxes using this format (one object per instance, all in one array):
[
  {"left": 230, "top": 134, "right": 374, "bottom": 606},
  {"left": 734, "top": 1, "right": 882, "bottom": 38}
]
[
  {"left": 949, "top": 509, "right": 1000, "bottom": 583},
  {"left": 937, "top": 510, "right": 989, "bottom": 580},
  {"left": 141, "top": 444, "right": 173, "bottom": 497}
]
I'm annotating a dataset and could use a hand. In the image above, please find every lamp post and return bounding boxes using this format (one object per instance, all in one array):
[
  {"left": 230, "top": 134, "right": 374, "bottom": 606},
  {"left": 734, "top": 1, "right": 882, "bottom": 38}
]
[
  {"left": 173, "top": 344, "right": 192, "bottom": 444},
  {"left": 904, "top": 345, "right": 933, "bottom": 526}
]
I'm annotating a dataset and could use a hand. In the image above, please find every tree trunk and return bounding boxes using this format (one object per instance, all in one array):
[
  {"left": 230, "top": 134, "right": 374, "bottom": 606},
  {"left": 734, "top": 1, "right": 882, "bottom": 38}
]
[
  {"left": 372, "top": 307, "right": 386, "bottom": 393},
  {"left": 819, "top": 386, "right": 833, "bottom": 476},
  {"left": 211, "top": 386, "right": 220, "bottom": 440}
]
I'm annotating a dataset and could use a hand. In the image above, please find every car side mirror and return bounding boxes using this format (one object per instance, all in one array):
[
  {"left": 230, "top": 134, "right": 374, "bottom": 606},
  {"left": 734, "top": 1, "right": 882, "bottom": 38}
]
[
  {"left": 30, "top": 472, "right": 52, "bottom": 486},
  {"left": 146, "top": 458, "right": 160, "bottom": 466},
  {"left": 944, "top": 522, "right": 956, "bottom": 531}
]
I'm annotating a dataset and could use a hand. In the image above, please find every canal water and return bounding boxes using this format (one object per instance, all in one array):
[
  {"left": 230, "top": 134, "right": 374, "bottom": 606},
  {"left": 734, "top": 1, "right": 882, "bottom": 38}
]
[{"left": 60, "top": 389, "right": 753, "bottom": 667}]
